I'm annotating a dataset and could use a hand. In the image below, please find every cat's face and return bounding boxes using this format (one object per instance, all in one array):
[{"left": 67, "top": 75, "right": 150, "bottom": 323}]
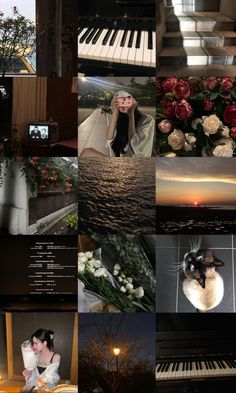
[{"left": 183, "top": 249, "right": 224, "bottom": 288}]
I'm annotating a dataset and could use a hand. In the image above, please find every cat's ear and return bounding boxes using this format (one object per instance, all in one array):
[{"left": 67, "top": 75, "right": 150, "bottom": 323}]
[{"left": 213, "top": 257, "right": 224, "bottom": 266}]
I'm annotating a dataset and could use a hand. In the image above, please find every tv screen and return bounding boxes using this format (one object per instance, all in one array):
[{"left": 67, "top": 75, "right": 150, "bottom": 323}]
[{"left": 28, "top": 124, "right": 49, "bottom": 142}]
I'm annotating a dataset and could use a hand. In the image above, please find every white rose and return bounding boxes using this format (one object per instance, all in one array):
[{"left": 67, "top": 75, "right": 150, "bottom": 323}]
[
  {"left": 126, "top": 283, "right": 134, "bottom": 291},
  {"left": 121, "top": 274, "right": 125, "bottom": 278},
  {"left": 114, "top": 264, "right": 121, "bottom": 270},
  {"left": 168, "top": 129, "right": 185, "bottom": 150},
  {"left": 118, "top": 277, "right": 123, "bottom": 282},
  {"left": 185, "top": 133, "right": 196, "bottom": 144},
  {"left": 94, "top": 268, "right": 106, "bottom": 277},
  {"left": 113, "top": 270, "right": 119, "bottom": 276},
  {"left": 93, "top": 260, "right": 101, "bottom": 268},
  {"left": 87, "top": 259, "right": 95, "bottom": 268},
  {"left": 212, "top": 138, "right": 234, "bottom": 157},
  {"left": 85, "top": 251, "right": 93, "bottom": 259},
  {"left": 88, "top": 266, "right": 95, "bottom": 274},
  {"left": 184, "top": 142, "right": 193, "bottom": 151},
  {"left": 128, "top": 294, "right": 134, "bottom": 300},
  {"left": 123, "top": 279, "right": 128, "bottom": 284},
  {"left": 191, "top": 118, "right": 203, "bottom": 130},
  {"left": 134, "top": 287, "right": 144, "bottom": 299},
  {"left": 127, "top": 277, "right": 133, "bottom": 283},
  {"left": 203, "top": 115, "right": 221, "bottom": 135},
  {"left": 78, "top": 256, "right": 87, "bottom": 264},
  {"left": 220, "top": 126, "right": 230, "bottom": 137},
  {"left": 78, "top": 264, "right": 85, "bottom": 273},
  {"left": 78, "top": 252, "right": 85, "bottom": 257},
  {"left": 120, "top": 286, "right": 126, "bottom": 293}
]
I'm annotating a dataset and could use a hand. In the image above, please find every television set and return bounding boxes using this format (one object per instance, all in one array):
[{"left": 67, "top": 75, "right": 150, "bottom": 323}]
[{"left": 28, "top": 122, "right": 59, "bottom": 144}]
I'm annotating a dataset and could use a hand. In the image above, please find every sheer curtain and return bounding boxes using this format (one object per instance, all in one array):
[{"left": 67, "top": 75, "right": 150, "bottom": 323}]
[{"left": 12, "top": 77, "right": 47, "bottom": 141}]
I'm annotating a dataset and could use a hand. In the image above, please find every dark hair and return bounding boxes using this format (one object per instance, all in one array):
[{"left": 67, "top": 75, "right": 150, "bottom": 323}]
[
  {"left": 31, "top": 329, "right": 54, "bottom": 350},
  {"left": 111, "top": 108, "right": 142, "bottom": 157}
]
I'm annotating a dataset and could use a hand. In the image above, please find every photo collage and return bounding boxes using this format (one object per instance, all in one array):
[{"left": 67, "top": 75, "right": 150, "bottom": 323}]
[{"left": 0, "top": 0, "right": 236, "bottom": 393}]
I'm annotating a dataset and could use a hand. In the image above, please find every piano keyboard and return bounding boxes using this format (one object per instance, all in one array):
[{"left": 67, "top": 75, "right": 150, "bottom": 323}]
[
  {"left": 156, "top": 359, "right": 236, "bottom": 380},
  {"left": 78, "top": 27, "right": 156, "bottom": 68}
]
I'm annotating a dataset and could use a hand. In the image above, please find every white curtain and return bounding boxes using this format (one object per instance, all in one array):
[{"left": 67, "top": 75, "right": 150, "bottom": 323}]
[{"left": 12, "top": 77, "right": 47, "bottom": 141}]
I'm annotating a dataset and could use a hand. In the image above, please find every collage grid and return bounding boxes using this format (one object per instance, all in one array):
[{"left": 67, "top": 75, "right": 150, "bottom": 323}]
[{"left": 0, "top": 1, "right": 236, "bottom": 393}]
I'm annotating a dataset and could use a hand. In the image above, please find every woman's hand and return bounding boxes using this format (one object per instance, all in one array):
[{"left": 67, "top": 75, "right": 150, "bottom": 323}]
[
  {"left": 23, "top": 369, "right": 32, "bottom": 378},
  {"left": 128, "top": 98, "right": 138, "bottom": 116}
]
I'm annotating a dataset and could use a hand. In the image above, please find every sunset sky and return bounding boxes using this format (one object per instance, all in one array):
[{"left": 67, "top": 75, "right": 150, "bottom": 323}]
[{"left": 156, "top": 158, "right": 236, "bottom": 206}]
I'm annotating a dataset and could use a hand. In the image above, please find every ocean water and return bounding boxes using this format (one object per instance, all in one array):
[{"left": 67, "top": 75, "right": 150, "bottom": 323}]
[{"left": 78, "top": 158, "right": 156, "bottom": 234}]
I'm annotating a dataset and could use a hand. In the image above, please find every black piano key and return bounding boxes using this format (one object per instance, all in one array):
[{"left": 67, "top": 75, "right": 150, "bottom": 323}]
[
  {"left": 128, "top": 30, "right": 135, "bottom": 48},
  {"left": 92, "top": 28, "right": 103, "bottom": 44},
  {"left": 208, "top": 361, "right": 212, "bottom": 369},
  {"left": 231, "top": 359, "right": 236, "bottom": 367},
  {"left": 164, "top": 363, "right": 170, "bottom": 372},
  {"left": 199, "top": 361, "right": 203, "bottom": 370},
  {"left": 171, "top": 363, "right": 175, "bottom": 372},
  {"left": 225, "top": 359, "right": 233, "bottom": 368},
  {"left": 196, "top": 361, "right": 199, "bottom": 370},
  {"left": 102, "top": 29, "right": 113, "bottom": 45},
  {"left": 79, "top": 27, "right": 92, "bottom": 43},
  {"left": 156, "top": 363, "right": 162, "bottom": 373},
  {"left": 160, "top": 363, "right": 166, "bottom": 372},
  {"left": 78, "top": 27, "right": 84, "bottom": 35},
  {"left": 205, "top": 361, "right": 209, "bottom": 370},
  {"left": 120, "top": 29, "right": 128, "bottom": 47},
  {"left": 210, "top": 360, "right": 216, "bottom": 369},
  {"left": 109, "top": 29, "right": 118, "bottom": 46},
  {"left": 175, "top": 362, "right": 179, "bottom": 371},
  {"left": 148, "top": 30, "right": 153, "bottom": 49},
  {"left": 85, "top": 28, "right": 98, "bottom": 44},
  {"left": 189, "top": 362, "right": 192, "bottom": 371},
  {"left": 216, "top": 360, "right": 223, "bottom": 369},
  {"left": 219, "top": 360, "right": 226, "bottom": 369},
  {"left": 135, "top": 30, "right": 141, "bottom": 48}
]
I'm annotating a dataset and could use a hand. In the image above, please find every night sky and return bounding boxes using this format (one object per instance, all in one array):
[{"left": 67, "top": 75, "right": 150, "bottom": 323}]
[
  {"left": 156, "top": 158, "right": 236, "bottom": 206},
  {"left": 79, "top": 313, "right": 156, "bottom": 362}
]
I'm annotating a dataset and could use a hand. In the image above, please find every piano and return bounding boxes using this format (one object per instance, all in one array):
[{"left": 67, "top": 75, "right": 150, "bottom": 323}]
[
  {"left": 78, "top": 0, "right": 156, "bottom": 75},
  {"left": 156, "top": 314, "right": 236, "bottom": 393}
]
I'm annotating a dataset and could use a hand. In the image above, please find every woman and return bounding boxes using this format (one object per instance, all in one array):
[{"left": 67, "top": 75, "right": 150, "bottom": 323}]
[
  {"left": 22, "top": 328, "right": 61, "bottom": 390},
  {"left": 79, "top": 91, "right": 155, "bottom": 157}
]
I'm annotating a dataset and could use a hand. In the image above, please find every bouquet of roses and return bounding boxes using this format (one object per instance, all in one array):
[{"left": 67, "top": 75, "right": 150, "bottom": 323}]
[
  {"left": 157, "top": 76, "right": 236, "bottom": 157},
  {"left": 78, "top": 251, "right": 154, "bottom": 312}
]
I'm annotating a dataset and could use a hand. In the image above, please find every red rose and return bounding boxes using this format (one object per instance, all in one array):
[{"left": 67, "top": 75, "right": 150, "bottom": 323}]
[
  {"left": 220, "top": 77, "right": 234, "bottom": 91},
  {"left": 161, "top": 76, "right": 178, "bottom": 92},
  {"left": 203, "top": 77, "right": 217, "bottom": 90},
  {"left": 223, "top": 105, "right": 236, "bottom": 126},
  {"left": 230, "top": 126, "right": 236, "bottom": 139},
  {"left": 173, "top": 79, "right": 191, "bottom": 99},
  {"left": 175, "top": 99, "right": 193, "bottom": 121},
  {"left": 203, "top": 98, "right": 214, "bottom": 111},
  {"left": 161, "top": 99, "right": 177, "bottom": 117}
]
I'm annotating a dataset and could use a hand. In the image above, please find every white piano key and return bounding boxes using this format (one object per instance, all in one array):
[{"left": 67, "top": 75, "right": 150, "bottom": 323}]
[
  {"left": 99, "top": 29, "right": 115, "bottom": 61},
  {"left": 120, "top": 30, "right": 131, "bottom": 64},
  {"left": 135, "top": 31, "right": 145, "bottom": 66},
  {"left": 127, "top": 30, "right": 137, "bottom": 65},
  {"left": 106, "top": 30, "right": 122, "bottom": 62},
  {"left": 143, "top": 31, "right": 152, "bottom": 67},
  {"left": 151, "top": 31, "right": 156, "bottom": 68},
  {"left": 111, "top": 30, "right": 125, "bottom": 63},
  {"left": 91, "top": 29, "right": 109, "bottom": 59},
  {"left": 78, "top": 28, "right": 90, "bottom": 56}
]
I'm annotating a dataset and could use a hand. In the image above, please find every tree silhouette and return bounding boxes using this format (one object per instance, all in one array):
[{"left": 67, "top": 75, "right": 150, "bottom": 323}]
[
  {"left": 79, "top": 315, "right": 155, "bottom": 393},
  {"left": 0, "top": 7, "right": 36, "bottom": 76}
]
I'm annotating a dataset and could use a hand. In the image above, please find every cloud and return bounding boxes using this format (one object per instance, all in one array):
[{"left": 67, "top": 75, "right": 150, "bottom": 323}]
[{"left": 156, "top": 158, "right": 236, "bottom": 185}]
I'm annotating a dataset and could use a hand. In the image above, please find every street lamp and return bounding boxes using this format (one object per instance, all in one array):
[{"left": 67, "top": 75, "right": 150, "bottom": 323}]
[{"left": 113, "top": 347, "right": 120, "bottom": 374}]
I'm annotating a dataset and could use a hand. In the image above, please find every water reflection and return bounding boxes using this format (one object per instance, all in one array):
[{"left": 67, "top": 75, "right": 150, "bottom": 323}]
[{"left": 78, "top": 158, "right": 156, "bottom": 234}]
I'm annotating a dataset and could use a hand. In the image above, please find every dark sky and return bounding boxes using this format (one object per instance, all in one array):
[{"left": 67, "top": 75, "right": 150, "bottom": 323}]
[{"left": 79, "top": 313, "right": 156, "bottom": 362}]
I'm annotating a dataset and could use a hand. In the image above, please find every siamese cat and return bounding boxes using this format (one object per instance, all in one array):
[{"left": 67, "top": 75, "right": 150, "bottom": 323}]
[{"left": 182, "top": 240, "right": 224, "bottom": 312}]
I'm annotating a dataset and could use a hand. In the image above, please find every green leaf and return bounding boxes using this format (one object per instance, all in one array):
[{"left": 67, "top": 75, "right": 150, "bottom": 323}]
[{"left": 208, "top": 92, "right": 218, "bottom": 100}]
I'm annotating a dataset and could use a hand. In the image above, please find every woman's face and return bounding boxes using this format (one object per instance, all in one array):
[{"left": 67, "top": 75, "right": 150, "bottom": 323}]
[{"left": 32, "top": 336, "right": 47, "bottom": 353}]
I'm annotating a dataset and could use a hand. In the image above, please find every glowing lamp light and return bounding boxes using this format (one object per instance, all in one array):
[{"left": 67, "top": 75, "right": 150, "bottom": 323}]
[{"left": 113, "top": 347, "right": 120, "bottom": 356}]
